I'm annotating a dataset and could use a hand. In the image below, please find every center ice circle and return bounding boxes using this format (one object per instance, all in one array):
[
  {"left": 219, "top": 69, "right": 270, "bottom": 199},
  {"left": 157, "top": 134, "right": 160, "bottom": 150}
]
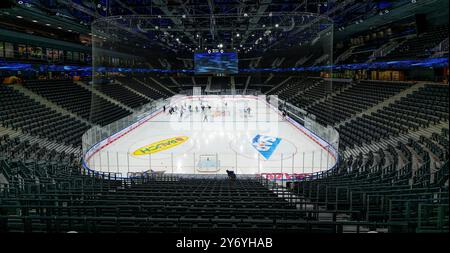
[{"left": 228, "top": 134, "right": 298, "bottom": 160}]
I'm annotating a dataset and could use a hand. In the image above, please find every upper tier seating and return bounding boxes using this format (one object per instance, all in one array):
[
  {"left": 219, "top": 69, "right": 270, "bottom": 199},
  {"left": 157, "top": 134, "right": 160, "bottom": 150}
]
[
  {"left": 342, "top": 51, "right": 374, "bottom": 64},
  {"left": 0, "top": 85, "right": 89, "bottom": 147},
  {"left": 380, "top": 26, "right": 448, "bottom": 61},
  {"left": 95, "top": 83, "right": 150, "bottom": 109},
  {"left": 24, "top": 80, "right": 130, "bottom": 126}
]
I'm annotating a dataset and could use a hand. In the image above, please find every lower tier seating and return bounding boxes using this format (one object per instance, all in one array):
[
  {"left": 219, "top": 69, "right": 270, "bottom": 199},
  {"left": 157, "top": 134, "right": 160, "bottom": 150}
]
[
  {"left": 339, "top": 84, "right": 448, "bottom": 150},
  {"left": 23, "top": 80, "right": 130, "bottom": 126},
  {"left": 0, "top": 85, "right": 89, "bottom": 147}
]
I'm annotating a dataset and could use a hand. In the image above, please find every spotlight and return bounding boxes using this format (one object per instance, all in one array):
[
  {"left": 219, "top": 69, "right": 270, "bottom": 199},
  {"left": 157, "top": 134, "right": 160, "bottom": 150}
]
[
  {"left": 32, "top": 20, "right": 38, "bottom": 23},
  {"left": 16, "top": 15, "right": 23, "bottom": 19},
  {"left": 275, "top": 24, "right": 279, "bottom": 28},
  {"left": 243, "top": 13, "right": 248, "bottom": 17},
  {"left": 236, "top": 33, "right": 240, "bottom": 37},
  {"left": 45, "top": 23, "right": 51, "bottom": 26}
]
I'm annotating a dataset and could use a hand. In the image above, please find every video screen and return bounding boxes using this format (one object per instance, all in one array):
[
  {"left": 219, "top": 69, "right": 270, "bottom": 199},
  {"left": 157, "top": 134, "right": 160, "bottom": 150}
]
[{"left": 194, "top": 52, "right": 238, "bottom": 74}]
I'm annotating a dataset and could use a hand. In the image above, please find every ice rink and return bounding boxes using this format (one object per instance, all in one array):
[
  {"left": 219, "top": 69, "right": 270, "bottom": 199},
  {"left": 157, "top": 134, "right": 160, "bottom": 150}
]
[{"left": 84, "top": 96, "right": 337, "bottom": 178}]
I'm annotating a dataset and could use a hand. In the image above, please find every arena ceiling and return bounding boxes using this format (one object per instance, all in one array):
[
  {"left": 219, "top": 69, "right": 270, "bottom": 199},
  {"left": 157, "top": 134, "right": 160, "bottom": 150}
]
[{"left": 1, "top": 0, "right": 445, "bottom": 55}]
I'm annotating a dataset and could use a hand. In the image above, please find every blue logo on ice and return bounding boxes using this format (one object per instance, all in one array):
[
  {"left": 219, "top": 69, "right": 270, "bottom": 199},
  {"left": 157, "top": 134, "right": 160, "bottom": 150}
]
[{"left": 251, "top": 134, "right": 282, "bottom": 160}]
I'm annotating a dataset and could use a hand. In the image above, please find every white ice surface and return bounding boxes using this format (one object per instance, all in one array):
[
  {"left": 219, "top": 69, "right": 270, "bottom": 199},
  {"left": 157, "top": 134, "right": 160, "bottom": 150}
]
[{"left": 86, "top": 96, "right": 336, "bottom": 177}]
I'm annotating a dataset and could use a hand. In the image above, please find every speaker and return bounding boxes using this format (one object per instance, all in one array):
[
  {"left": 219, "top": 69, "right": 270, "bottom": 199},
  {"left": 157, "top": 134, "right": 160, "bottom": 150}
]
[{"left": 415, "top": 14, "right": 428, "bottom": 34}]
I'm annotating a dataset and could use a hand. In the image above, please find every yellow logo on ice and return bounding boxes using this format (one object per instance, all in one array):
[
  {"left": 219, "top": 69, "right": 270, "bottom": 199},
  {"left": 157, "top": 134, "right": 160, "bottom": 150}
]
[{"left": 133, "top": 136, "right": 189, "bottom": 156}]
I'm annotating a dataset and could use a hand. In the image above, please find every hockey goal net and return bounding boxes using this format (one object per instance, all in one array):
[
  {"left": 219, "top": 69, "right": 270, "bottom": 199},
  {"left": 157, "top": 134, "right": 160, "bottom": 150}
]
[{"left": 197, "top": 154, "right": 220, "bottom": 173}]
